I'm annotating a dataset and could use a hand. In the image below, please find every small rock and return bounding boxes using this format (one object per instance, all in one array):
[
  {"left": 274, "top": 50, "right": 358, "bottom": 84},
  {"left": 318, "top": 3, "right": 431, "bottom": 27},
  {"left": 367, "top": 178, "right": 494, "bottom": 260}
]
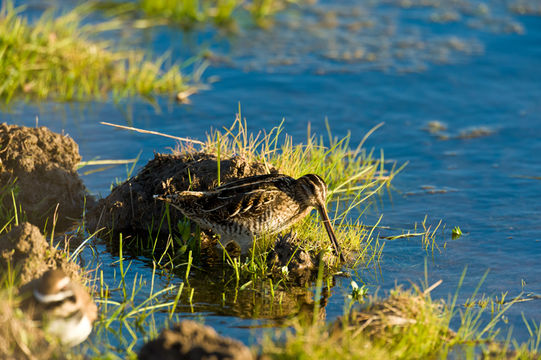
[{"left": 138, "top": 320, "right": 254, "bottom": 360}]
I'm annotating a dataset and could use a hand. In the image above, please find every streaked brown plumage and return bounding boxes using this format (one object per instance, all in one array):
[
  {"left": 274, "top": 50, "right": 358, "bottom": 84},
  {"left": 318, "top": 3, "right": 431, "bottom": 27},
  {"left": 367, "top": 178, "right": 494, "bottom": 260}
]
[{"left": 155, "top": 173, "right": 344, "bottom": 261}]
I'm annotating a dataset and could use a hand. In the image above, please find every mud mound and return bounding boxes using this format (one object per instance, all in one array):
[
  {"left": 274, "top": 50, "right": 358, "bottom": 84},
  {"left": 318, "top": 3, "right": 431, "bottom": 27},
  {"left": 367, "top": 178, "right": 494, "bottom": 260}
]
[
  {"left": 0, "top": 123, "right": 89, "bottom": 231},
  {"left": 138, "top": 320, "right": 254, "bottom": 360},
  {"left": 331, "top": 288, "right": 450, "bottom": 341},
  {"left": 87, "top": 152, "right": 276, "bottom": 236},
  {"left": 267, "top": 232, "right": 318, "bottom": 285},
  {"left": 0, "top": 222, "right": 81, "bottom": 283}
]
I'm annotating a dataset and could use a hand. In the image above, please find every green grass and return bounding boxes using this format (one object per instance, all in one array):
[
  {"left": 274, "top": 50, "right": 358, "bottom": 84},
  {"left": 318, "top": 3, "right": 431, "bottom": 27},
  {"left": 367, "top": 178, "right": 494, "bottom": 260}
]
[
  {"left": 0, "top": 1, "right": 190, "bottom": 103},
  {"left": 107, "top": 118, "right": 398, "bottom": 285},
  {"left": 1, "top": 136, "right": 541, "bottom": 359},
  {"left": 183, "top": 118, "right": 398, "bottom": 265},
  {"left": 97, "top": 0, "right": 301, "bottom": 28},
  {"left": 91, "top": 118, "right": 411, "bottom": 306},
  {"left": 260, "top": 271, "right": 541, "bottom": 359}
]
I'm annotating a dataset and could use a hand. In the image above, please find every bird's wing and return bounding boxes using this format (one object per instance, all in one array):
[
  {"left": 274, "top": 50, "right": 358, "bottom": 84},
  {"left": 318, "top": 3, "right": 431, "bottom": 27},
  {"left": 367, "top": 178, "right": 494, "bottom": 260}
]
[
  {"left": 213, "top": 174, "right": 285, "bottom": 191},
  {"left": 176, "top": 175, "right": 296, "bottom": 220},
  {"left": 226, "top": 188, "right": 284, "bottom": 218},
  {"left": 199, "top": 187, "right": 285, "bottom": 220}
]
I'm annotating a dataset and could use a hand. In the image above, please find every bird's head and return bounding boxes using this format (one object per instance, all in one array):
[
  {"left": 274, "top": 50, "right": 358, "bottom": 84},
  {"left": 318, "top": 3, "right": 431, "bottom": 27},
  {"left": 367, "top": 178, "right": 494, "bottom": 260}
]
[
  {"left": 296, "top": 174, "right": 344, "bottom": 261},
  {"left": 296, "top": 174, "right": 328, "bottom": 208}
]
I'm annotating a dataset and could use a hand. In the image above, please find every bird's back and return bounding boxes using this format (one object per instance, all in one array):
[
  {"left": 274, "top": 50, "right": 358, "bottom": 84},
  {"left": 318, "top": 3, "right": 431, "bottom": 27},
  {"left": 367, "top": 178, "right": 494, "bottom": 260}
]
[{"left": 165, "top": 174, "right": 306, "bottom": 237}]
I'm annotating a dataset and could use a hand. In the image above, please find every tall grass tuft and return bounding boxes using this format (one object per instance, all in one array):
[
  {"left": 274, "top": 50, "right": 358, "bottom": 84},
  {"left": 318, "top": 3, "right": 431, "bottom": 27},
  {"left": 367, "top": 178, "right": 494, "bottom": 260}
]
[
  {"left": 200, "top": 117, "right": 398, "bottom": 197},
  {"left": 98, "top": 0, "right": 301, "bottom": 28},
  {"left": 178, "top": 117, "right": 400, "bottom": 266},
  {"left": 0, "top": 1, "right": 189, "bottom": 103}
]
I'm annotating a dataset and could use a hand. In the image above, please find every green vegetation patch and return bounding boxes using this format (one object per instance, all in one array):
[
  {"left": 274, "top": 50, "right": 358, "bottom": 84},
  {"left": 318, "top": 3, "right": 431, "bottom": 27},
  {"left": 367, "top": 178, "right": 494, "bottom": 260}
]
[
  {"left": 0, "top": 123, "right": 540, "bottom": 358},
  {"left": 88, "top": 119, "right": 398, "bottom": 283},
  {"left": 261, "top": 281, "right": 541, "bottom": 360},
  {"left": 197, "top": 119, "right": 397, "bottom": 266},
  {"left": 0, "top": 1, "right": 188, "bottom": 103},
  {"left": 97, "top": 0, "right": 301, "bottom": 28}
]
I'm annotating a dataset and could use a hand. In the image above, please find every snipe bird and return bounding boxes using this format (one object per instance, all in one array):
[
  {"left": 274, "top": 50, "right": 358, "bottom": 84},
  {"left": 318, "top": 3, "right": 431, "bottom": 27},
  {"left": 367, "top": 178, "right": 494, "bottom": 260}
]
[
  {"left": 155, "top": 173, "right": 344, "bottom": 261},
  {"left": 20, "top": 269, "right": 98, "bottom": 346}
]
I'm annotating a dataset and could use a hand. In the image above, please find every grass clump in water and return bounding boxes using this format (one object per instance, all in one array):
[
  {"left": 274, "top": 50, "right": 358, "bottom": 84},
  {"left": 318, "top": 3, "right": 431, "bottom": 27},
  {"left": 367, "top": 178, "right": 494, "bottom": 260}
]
[
  {"left": 98, "top": 0, "right": 300, "bottom": 28},
  {"left": 261, "top": 278, "right": 541, "bottom": 360},
  {"left": 195, "top": 118, "right": 398, "bottom": 264},
  {"left": 0, "top": 1, "right": 189, "bottom": 103},
  {"left": 262, "top": 286, "right": 452, "bottom": 359},
  {"left": 92, "top": 117, "right": 395, "bottom": 298}
]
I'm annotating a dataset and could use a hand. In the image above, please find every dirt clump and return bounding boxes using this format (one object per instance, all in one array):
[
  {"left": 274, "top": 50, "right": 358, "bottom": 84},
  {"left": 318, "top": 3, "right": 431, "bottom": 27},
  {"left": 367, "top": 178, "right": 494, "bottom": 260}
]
[
  {"left": 0, "top": 222, "right": 81, "bottom": 284},
  {"left": 87, "top": 152, "right": 276, "bottom": 236},
  {"left": 331, "top": 287, "right": 451, "bottom": 341},
  {"left": 267, "top": 232, "right": 318, "bottom": 285},
  {"left": 138, "top": 320, "right": 255, "bottom": 360},
  {"left": 0, "top": 123, "right": 89, "bottom": 231}
]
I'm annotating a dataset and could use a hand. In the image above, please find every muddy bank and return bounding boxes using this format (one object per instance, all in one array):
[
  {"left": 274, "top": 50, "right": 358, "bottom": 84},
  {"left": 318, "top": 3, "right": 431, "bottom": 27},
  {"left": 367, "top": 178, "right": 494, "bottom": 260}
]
[
  {"left": 0, "top": 222, "right": 82, "bottom": 284},
  {"left": 87, "top": 152, "right": 277, "bottom": 236},
  {"left": 86, "top": 151, "right": 344, "bottom": 284},
  {"left": 0, "top": 123, "right": 89, "bottom": 231}
]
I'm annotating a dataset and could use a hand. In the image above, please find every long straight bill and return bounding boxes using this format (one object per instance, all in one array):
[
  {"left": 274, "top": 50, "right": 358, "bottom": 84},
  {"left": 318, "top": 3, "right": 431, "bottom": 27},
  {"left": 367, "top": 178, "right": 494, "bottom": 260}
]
[{"left": 318, "top": 205, "right": 345, "bottom": 262}]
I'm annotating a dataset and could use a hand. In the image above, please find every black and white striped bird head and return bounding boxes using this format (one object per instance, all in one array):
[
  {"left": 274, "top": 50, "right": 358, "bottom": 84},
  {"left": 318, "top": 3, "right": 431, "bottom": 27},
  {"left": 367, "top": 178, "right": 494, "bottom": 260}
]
[
  {"left": 33, "top": 269, "right": 75, "bottom": 307},
  {"left": 29, "top": 269, "right": 97, "bottom": 347}
]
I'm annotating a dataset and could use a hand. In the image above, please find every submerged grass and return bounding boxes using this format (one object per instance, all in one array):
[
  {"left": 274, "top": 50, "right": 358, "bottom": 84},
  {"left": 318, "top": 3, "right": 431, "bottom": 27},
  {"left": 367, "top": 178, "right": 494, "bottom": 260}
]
[{"left": 0, "top": 1, "right": 189, "bottom": 103}]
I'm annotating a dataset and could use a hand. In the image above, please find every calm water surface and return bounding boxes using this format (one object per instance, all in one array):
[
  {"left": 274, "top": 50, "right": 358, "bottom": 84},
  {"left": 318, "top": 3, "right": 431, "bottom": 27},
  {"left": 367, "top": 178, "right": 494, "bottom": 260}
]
[{"left": 3, "top": 0, "right": 541, "bottom": 348}]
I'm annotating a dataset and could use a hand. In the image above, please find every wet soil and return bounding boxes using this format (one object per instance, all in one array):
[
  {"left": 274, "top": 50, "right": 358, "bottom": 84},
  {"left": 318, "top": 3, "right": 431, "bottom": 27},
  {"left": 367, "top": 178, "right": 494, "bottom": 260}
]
[
  {"left": 0, "top": 123, "right": 89, "bottom": 231},
  {"left": 138, "top": 320, "right": 255, "bottom": 360},
  {"left": 0, "top": 222, "right": 81, "bottom": 284},
  {"left": 86, "top": 152, "right": 277, "bottom": 236},
  {"left": 267, "top": 232, "right": 318, "bottom": 284},
  {"left": 196, "top": 231, "right": 322, "bottom": 287}
]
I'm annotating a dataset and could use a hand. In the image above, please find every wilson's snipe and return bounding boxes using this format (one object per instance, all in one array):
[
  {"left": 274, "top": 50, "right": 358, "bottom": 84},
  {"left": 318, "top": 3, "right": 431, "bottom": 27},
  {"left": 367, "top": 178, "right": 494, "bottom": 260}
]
[{"left": 155, "top": 174, "right": 344, "bottom": 261}]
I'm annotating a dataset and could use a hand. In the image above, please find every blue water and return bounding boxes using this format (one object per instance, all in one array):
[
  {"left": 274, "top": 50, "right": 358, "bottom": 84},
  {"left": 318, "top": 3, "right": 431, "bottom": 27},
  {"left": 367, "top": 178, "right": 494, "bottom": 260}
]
[{"left": 3, "top": 0, "right": 541, "bottom": 351}]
